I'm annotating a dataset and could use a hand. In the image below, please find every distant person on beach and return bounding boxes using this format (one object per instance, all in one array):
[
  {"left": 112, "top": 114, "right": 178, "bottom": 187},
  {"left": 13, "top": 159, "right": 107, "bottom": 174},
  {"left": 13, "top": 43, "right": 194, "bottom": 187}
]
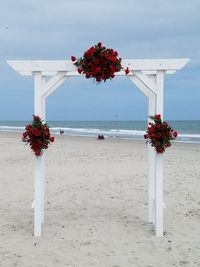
[
  {"left": 59, "top": 129, "right": 64, "bottom": 135},
  {"left": 97, "top": 135, "right": 104, "bottom": 140}
]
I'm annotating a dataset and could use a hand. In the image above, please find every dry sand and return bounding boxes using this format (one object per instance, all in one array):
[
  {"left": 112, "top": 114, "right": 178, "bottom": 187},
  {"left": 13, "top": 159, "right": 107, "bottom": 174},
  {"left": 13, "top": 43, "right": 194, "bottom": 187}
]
[{"left": 0, "top": 132, "right": 200, "bottom": 267}]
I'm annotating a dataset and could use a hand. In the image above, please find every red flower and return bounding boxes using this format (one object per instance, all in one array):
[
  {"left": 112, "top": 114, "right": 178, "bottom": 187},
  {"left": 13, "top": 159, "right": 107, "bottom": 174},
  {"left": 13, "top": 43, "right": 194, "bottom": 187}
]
[
  {"left": 156, "top": 133, "right": 161, "bottom": 139},
  {"left": 95, "top": 67, "right": 101, "bottom": 72},
  {"left": 50, "top": 137, "right": 54, "bottom": 142},
  {"left": 71, "top": 56, "right": 76, "bottom": 62},
  {"left": 34, "top": 129, "right": 40, "bottom": 136},
  {"left": 35, "top": 151, "right": 41, "bottom": 156},
  {"left": 144, "top": 115, "right": 177, "bottom": 154},
  {"left": 77, "top": 67, "right": 82, "bottom": 74},
  {"left": 155, "top": 114, "right": 161, "bottom": 120},
  {"left": 157, "top": 147, "right": 164, "bottom": 153},
  {"left": 149, "top": 127, "right": 154, "bottom": 134},
  {"left": 22, "top": 132, "right": 27, "bottom": 139},
  {"left": 72, "top": 43, "right": 122, "bottom": 83},
  {"left": 163, "top": 121, "right": 168, "bottom": 127},
  {"left": 125, "top": 67, "right": 130, "bottom": 75},
  {"left": 167, "top": 132, "right": 172, "bottom": 138},
  {"left": 45, "top": 129, "right": 50, "bottom": 136},
  {"left": 25, "top": 124, "right": 31, "bottom": 130},
  {"left": 23, "top": 115, "right": 55, "bottom": 157},
  {"left": 33, "top": 115, "right": 40, "bottom": 121},
  {"left": 85, "top": 73, "right": 90, "bottom": 79}
]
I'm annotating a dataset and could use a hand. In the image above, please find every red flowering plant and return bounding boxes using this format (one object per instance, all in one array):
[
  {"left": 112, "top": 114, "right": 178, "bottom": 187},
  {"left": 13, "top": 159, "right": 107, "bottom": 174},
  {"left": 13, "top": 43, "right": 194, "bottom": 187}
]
[
  {"left": 71, "top": 42, "right": 130, "bottom": 83},
  {"left": 22, "top": 115, "right": 55, "bottom": 157},
  {"left": 144, "top": 114, "right": 178, "bottom": 154}
]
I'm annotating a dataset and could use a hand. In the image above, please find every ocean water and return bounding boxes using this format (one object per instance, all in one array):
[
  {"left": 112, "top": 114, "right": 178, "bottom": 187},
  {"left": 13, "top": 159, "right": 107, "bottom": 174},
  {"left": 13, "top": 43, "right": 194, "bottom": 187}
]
[{"left": 0, "top": 120, "right": 200, "bottom": 144}]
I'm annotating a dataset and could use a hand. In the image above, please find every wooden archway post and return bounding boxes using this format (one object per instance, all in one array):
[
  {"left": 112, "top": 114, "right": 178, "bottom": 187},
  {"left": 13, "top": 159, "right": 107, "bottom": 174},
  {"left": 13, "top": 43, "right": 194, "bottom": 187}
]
[
  {"left": 33, "top": 72, "right": 46, "bottom": 236},
  {"left": 138, "top": 70, "right": 164, "bottom": 237},
  {"left": 129, "top": 70, "right": 164, "bottom": 236},
  {"left": 7, "top": 58, "right": 189, "bottom": 237}
]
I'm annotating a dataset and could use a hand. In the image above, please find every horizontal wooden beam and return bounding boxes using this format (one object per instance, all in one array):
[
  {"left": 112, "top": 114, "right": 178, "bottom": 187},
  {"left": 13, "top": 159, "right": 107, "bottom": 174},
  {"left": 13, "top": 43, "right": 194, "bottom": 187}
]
[
  {"left": 5, "top": 70, "right": 176, "bottom": 76},
  {"left": 133, "top": 71, "right": 157, "bottom": 94},
  {"left": 7, "top": 58, "right": 189, "bottom": 76},
  {"left": 122, "top": 58, "right": 189, "bottom": 72}
]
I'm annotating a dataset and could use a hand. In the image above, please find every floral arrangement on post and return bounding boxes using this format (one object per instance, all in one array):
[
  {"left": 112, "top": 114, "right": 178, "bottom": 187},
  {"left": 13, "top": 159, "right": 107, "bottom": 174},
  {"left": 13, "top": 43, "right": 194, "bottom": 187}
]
[
  {"left": 22, "top": 115, "right": 55, "bottom": 156},
  {"left": 71, "top": 42, "right": 130, "bottom": 83},
  {"left": 144, "top": 114, "right": 178, "bottom": 154}
]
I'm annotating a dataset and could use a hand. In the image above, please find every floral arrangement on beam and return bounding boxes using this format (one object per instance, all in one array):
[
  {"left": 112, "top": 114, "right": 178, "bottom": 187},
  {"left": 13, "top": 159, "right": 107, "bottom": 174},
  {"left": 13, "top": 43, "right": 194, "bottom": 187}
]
[
  {"left": 144, "top": 114, "right": 178, "bottom": 153},
  {"left": 71, "top": 42, "right": 130, "bottom": 83},
  {"left": 22, "top": 115, "right": 55, "bottom": 156}
]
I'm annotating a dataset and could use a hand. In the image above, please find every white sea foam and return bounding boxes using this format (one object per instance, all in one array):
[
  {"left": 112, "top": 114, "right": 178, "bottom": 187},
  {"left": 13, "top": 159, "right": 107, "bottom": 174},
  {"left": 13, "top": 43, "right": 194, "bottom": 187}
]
[
  {"left": 0, "top": 126, "right": 25, "bottom": 132},
  {"left": 0, "top": 126, "right": 200, "bottom": 143}
]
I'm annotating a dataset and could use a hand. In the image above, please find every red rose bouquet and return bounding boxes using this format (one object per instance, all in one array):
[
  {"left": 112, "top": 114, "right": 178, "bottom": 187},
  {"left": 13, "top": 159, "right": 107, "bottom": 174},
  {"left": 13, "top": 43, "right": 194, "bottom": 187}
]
[
  {"left": 22, "top": 115, "right": 55, "bottom": 157},
  {"left": 144, "top": 114, "right": 178, "bottom": 154},
  {"left": 71, "top": 42, "right": 129, "bottom": 83}
]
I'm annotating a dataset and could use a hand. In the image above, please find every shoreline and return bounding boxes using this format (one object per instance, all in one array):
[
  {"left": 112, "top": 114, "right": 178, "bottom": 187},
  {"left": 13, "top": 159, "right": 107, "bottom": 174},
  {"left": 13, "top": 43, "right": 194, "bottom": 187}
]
[
  {"left": 1, "top": 130, "right": 200, "bottom": 145},
  {"left": 1, "top": 120, "right": 200, "bottom": 144}
]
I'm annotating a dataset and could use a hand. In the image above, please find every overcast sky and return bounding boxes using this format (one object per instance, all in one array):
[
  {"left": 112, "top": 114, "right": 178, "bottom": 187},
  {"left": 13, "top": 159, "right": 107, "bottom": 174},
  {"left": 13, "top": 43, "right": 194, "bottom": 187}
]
[{"left": 0, "top": 0, "right": 199, "bottom": 120}]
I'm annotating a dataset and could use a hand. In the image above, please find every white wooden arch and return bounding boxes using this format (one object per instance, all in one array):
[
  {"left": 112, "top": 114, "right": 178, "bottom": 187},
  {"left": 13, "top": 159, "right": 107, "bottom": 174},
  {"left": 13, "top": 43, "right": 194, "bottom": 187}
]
[{"left": 7, "top": 58, "right": 189, "bottom": 237}]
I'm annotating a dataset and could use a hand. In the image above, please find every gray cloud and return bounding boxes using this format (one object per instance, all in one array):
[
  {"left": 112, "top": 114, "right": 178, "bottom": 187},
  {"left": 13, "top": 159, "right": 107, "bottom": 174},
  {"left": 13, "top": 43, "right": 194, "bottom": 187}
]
[{"left": 0, "top": 1, "right": 199, "bottom": 62}]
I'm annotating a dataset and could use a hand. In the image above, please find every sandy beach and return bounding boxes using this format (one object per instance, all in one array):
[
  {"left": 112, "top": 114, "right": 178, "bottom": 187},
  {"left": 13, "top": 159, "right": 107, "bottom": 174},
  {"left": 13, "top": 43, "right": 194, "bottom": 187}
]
[{"left": 0, "top": 132, "right": 200, "bottom": 267}]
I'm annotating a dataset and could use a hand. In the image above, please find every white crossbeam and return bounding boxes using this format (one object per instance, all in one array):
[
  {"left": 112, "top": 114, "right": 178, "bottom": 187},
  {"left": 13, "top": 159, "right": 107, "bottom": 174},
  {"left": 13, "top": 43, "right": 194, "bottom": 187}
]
[
  {"left": 133, "top": 71, "right": 157, "bottom": 94},
  {"left": 122, "top": 58, "right": 189, "bottom": 72},
  {"left": 42, "top": 72, "right": 67, "bottom": 98},
  {"left": 7, "top": 58, "right": 189, "bottom": 76},
  {"left": 128, "top": 75, "right": 150, "bottom": 97}
]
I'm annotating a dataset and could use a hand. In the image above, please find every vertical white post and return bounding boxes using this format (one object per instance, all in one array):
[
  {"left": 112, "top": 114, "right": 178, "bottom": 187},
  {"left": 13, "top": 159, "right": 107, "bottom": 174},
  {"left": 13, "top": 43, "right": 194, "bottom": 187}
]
[
  {"left": 34, "top": 71, "right": 44, "bottom": 237},
  {"left": 34, "top": 156, "right": 42, "bottom": 237},
  {"left": 41, "top": 151, "right": 45, "bottom": 224},
  {"left": 41, "top": 77, "right": 46, "bottom": 224},
  {"left": 155, "top": 70, "right": 164, "bottom": 237},
  {"left": 148, "top": 91, "right": 156, "bottom": 224}
]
